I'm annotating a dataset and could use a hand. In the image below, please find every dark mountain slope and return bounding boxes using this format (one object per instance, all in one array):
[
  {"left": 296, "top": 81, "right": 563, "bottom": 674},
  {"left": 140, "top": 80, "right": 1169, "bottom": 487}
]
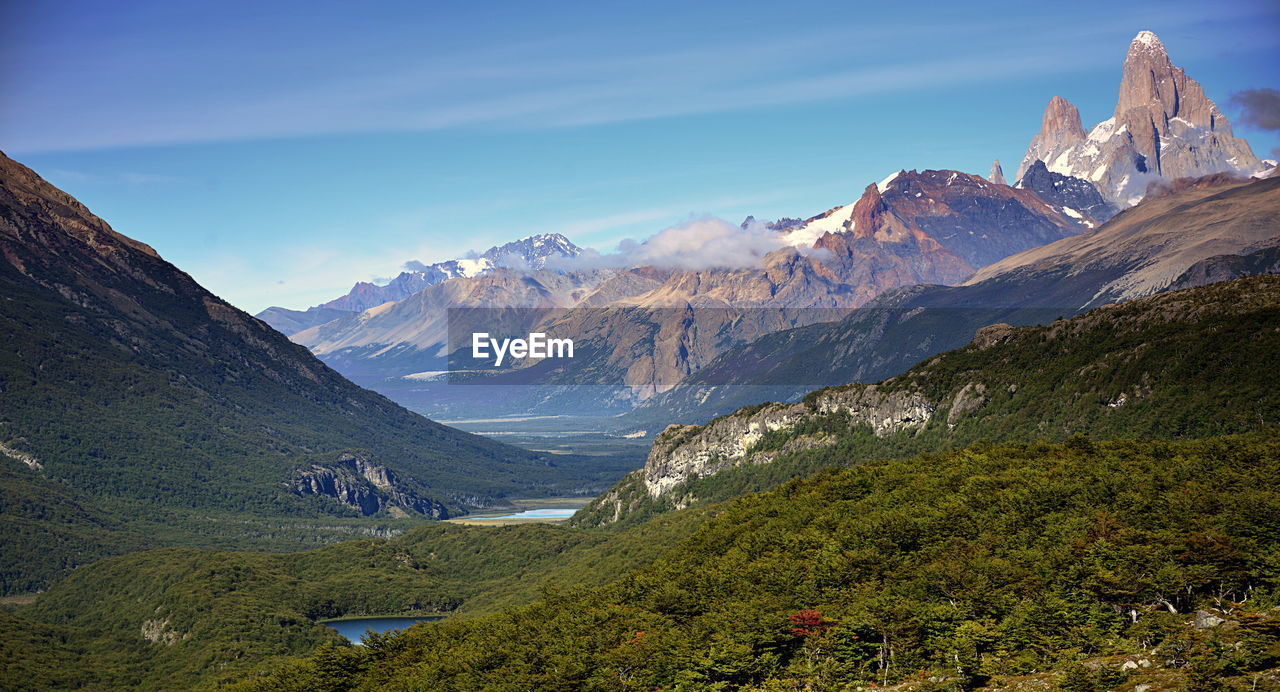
[{"left": 0, "top": 152, "right": 631, "bottom": 589}]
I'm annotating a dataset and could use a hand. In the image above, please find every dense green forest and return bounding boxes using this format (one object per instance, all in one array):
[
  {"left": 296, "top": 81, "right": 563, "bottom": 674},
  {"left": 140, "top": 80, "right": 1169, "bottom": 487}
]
[
  {"left": 575, "top": 276, "right": 1280, "bottom": 528},
  {"left": 0, "top": 507, "right": 712, "bottom": 689},
  {"left": 3, "top": 435, "right": 1277, "bottom": 689},
  {"left": 229, "top": 434, "right": 1280, "bottom": 690}
]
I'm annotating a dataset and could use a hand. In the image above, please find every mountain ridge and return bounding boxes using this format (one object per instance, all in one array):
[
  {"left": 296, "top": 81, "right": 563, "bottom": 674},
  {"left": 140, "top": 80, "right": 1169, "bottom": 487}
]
[
  {"left": 257, "top": 233, "right": 583, "bottom": 333},
  {"left": 621, "top": 174, "right": 1280, "bottom": 427}
]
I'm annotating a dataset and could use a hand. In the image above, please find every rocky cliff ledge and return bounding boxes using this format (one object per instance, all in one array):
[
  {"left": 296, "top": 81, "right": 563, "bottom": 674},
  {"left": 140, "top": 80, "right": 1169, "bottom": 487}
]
[
  {"left": 643, "top": 385, "right": 934, "bottom": 498},
  {"left": 577, "top": 382, "right": 938, "bottom": 526},
  {"left": 286, "top": 453, "right": 449, "bottom": 518}
]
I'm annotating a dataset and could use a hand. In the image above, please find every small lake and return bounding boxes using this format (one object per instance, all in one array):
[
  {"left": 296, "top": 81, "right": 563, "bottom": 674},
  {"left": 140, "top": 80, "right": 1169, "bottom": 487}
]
[
  {"left": 469, "top": 507, "right": 577, "bottom": 520},
  {"left": 322, "top": 616, "right": 440, "bottom": 644}
]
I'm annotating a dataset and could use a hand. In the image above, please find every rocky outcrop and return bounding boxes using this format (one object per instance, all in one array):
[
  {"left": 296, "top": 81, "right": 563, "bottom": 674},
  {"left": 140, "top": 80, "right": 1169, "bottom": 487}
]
[
  {"left": 286, "top": 453, "right": 449, "bottom": 518},
  {"left": 141, "top": 617, "right": 187, "bottom": 645},
  {"left": 970, "top": 323, "right": 1019, "bottom": 350},
  {"left": 1015, "top": 160, "right": 1118, "bottom": 226},
  {"left": 946, "top": 382, "right": 987, "bottom": 424},
  {"left": 640, "top": 384, "right": 935, "bottom": 498},
  {"left": 0, "top": 440, "right": 41, "bottom": 470},
  {"left": 1017, "top": 31, "right": 1264, "bottom": 207}
]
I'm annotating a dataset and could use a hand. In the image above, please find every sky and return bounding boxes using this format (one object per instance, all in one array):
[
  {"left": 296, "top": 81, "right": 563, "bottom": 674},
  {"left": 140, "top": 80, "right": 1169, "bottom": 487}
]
[{"left": 2, "top": 0, "right": 1278, "bottom": 314}]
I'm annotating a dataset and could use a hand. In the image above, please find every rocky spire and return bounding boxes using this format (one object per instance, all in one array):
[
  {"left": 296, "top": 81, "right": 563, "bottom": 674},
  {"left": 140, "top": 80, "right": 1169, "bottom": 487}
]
[
  {"left": 1112, "top": 30, "right": 1260, "bottom": 182},
  {"left": 1116, "top": 31, "right": 1215, "bottom": 128},
  {"left": 1016, "top": 97, "right": 1086, "bottom": 180},
  {"left": 989, "top": 160, "right": 1006, "bottom": 186},
  {"left": 1041, "top": 96, "right": 1086, "bottom": 141},
  {"left": 849, "top": 183, "right": 886, "bottom": 239}
]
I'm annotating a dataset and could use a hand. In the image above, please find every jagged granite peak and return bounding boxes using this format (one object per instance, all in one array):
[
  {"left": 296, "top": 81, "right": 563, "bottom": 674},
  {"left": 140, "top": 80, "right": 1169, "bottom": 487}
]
[
  {"left": 1018, "top": 96, "right": 1089, "bottom": 172},
  {"left": 1015, "top": 159, "right": 1118, "bottom": 226},
  {"left": 1115, "top": 30, "right": 1208, "bottom": 126},
  {"left": 1017, "top": 31, "right": 1264, "bottom": 207},
  {"left": 989, "top": 160, "right": 1006, "bottom": 186}
]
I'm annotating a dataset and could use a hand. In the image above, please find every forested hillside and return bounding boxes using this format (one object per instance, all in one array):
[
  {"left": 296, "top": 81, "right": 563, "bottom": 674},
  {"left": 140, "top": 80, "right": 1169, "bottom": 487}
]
[
  {"left": 577, "top": 275, "right": 1280, "bottom": 527},
  {"left": 236, "top": 435, "right": 1280, "bottom": 690}
]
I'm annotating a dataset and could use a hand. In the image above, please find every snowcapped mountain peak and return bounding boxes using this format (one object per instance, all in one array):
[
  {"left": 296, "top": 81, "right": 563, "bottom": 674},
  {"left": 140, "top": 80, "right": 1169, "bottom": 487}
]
[
  {"left": 1129, "top": 30, "right": 1164, "bottom": 52},
  {"left": 479, "top": 233, "right": 583, "bottom": 269},
  {"left": 303, "top": 233, "right": 583, "bottom": 313},
  {"left": 1017, "top": 31, "right": 1263, "bottom": 207}
]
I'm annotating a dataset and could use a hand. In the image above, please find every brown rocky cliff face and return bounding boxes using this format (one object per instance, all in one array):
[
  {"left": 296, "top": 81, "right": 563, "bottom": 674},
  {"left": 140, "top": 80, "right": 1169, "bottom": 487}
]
[
  {"left": 1115, "top": 31, "right": 1218, "bottom": 130},
  {"left": 1114, "top": 30, "right": 1234, "bottom": 176},
  {"left": 1041, "top": 96, "right": 1087, "bottom": 144},
  {"left": 837, "top": 170, "right": 1085, "bottom": 270},
  {"left": 0, "top": 151, "right": 159, "bottom": 262}
]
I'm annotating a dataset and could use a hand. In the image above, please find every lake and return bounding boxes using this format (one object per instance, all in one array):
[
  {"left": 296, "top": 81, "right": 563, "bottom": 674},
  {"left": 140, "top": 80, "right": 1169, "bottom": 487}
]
[
  {"left": 322, "top": 616, "right": 441, "bottom": 644},
  {"left": 468, "top": 507, "right": 577, "bottom": 520}
]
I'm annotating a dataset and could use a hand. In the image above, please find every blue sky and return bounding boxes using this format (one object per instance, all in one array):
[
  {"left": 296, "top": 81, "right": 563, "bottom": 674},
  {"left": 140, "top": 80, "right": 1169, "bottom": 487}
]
[{"left": 2, "top": 0, "right": 1278, "bottom": 313}]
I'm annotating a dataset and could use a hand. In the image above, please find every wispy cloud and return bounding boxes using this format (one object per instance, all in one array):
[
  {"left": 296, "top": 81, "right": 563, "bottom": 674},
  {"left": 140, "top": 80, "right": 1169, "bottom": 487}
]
[
  {"left": 546, "top": 216, "right": 795, "bottom": 272},
  {"left": 6, "top": 3, "right": 1274, "bottom": 153},
  {"left": 46, "top": 169, "right": 184, "bottom": 185}
]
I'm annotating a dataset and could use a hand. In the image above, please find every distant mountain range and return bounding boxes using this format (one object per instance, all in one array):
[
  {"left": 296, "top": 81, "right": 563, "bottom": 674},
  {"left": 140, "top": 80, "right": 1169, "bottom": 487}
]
[
  {"left": 257, "top": 233, "right": 583, "bottom": 332},
  {"left": 250, "top": 31, "right": 1277, "bottom": 425},
  {"left": 622, "top": 174, "right": 1280, "bottom": 427},
  {"left": 269, "top": 166, "right": 1098, "bottom": 422}
]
